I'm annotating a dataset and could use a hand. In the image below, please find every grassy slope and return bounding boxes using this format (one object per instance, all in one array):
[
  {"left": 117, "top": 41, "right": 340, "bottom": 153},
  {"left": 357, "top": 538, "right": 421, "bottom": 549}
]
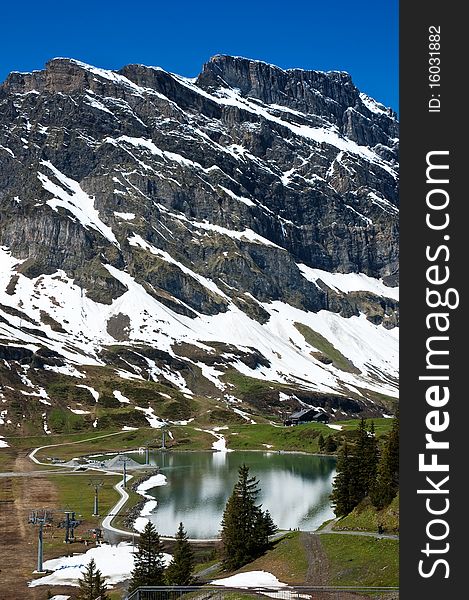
[
  {"left": 10, "top": 427, "right": 216, "bottom": 462},
  {"left": 0, "top": 446, "right": 16, "bottom": 471},
  {"left": 337, "top": 418, "right": 395, "bottom": 437},
  {"left": 5, "top": 428, "right": 127, "bottom": 449},
  {"left": 47, "top": 472, "right": 121, "bottom": 521},
  {"left": 333, "top": 495, "right": 399, "bottom": 534},
  {"left": 320, "top": 534, "right": 399, "bottom": 587},
  {"left": 238, "top": 532, "right": 308, "bottom": 584},
  {"left": 294, "top": 323, "right": 359, "bottom": 374},
  {"left": 211, "top": 530, "right": 398, "bottom": 588},
  {"left": 5, "top": 422, "right": 343, "bottom": 461},
  {"left": 28, "top": 472, "right": 121, "bottom": 561},
  {"left": 226, "top": 423, "right": 331, "bottom": 452}
]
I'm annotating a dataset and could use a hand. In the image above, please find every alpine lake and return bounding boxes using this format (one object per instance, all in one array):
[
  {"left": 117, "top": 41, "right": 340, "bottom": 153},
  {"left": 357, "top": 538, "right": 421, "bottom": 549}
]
[{"left": 103, "top": 450, "right": 337, "bottom": 539}]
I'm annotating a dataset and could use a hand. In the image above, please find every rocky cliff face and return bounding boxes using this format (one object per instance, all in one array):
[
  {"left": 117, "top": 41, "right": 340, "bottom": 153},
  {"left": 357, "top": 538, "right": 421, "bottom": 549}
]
[{"left": 0, "top": 56, "right": 399, "bottom": 434}]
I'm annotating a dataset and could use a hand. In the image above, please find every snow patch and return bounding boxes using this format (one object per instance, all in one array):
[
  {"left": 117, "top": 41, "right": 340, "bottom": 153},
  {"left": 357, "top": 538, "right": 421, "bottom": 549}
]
[
  {"left": 219, "top": 185, "right": 256, "bottom": 207},
  {"left": 212, "top": 571, "right": 287, "bottom": 588},
  {"left": 114, "top": 211, "right": 136, "bottom": 220},
  {"left": 232, "top": 407, "right": 256, "bottom": 424},
  {"left": 43, "top": 364, "right": 86, "bottom": 378},
  {"left": 137, "top": 473, "right": 168, "bottom": 498},
  {"left": 134, "top": 474, "right": 168, "bottom": 532},
  {"left": 113, "top": 390, "right": 131, "bottom": 404},
  {"left": 297, "top": 264, "right": 399, "bottom": 300},
  {"left": 135, "top": 406, "right": 166, "bottom": 428},
  {"left": 68, "top": 407, "right": 91, "bottom": 415},
  {"left": 76, "top": 385, "right": 100, "bottom": 401},
  {"left": 38, "top": 161, "right": 118, "bottom": 245},
  {"left": 196, "top": 428, "right": 232, "bottom": 453},
  {"left": 360, "top": 92, "right": 390, "bottom": 116},
  {"left": 29, "top": 541, "right": 171, "bottom": 588}
]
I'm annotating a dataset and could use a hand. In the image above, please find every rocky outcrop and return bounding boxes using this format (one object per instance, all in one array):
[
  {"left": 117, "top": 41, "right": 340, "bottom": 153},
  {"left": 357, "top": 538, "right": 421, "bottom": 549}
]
[{"left": 0, "top": 56, "right": 399, "bottom": 426}]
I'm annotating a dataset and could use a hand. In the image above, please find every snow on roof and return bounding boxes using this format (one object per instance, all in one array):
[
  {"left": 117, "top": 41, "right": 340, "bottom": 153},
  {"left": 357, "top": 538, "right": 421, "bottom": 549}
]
[{"left": 289, "top": 408, "right": 321, "bottom": 419}]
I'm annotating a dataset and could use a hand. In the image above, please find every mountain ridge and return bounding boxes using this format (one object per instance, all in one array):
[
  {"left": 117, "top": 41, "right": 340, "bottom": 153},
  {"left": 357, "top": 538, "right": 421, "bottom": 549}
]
[{"left": 0, "top": 55, "right": 399, "bottom": 435}]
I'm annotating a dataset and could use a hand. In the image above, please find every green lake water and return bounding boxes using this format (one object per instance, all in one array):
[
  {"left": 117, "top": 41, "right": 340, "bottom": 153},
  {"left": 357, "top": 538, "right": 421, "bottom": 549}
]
[{"left": 124, "top": 450, "right": 336, "bottom": 539}]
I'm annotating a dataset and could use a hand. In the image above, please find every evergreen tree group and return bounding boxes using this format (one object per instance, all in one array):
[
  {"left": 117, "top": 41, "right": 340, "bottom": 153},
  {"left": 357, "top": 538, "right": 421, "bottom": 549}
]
[
  {"left": 128, "top": 521, "right": 196, "bottom": 590},
  {"left": 331, "top": 414, "right": 399, "bottom": 517},
  {"left": 77, "top": 558, "right": 108, "bottom": 600},
  {"left": 220, "top": 464, "right": 277, "bottom": 570},
  {"left": 371, "top": 412, "right": 399, "bottom": 509},
  {"left": 319, "top": 432, "right": 338, "bottom": 453}
]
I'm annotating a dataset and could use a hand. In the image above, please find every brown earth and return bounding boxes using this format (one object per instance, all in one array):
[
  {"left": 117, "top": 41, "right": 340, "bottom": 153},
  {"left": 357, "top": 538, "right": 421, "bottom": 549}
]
[
  {"left": 301, "top": 532, "right": 330, "bottom": 586},
  {"left": 0, "top": 451, "right": 77, "bottom": 600}
]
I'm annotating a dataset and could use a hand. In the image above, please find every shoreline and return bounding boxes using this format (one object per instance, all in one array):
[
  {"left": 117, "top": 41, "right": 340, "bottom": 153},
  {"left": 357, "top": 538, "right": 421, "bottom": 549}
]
[
  {"left": 20, "top": 435, "right": 337, "bottom": 544},
  {"left": 84, "top": 446, "right": 337, "bottom": 461},
  {"left": 109, "top": 449, "right": 336, "bottom": 542}
]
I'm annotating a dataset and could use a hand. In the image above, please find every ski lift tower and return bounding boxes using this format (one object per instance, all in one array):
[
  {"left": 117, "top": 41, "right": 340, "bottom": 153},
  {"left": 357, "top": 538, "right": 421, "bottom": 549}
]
[
  {"left": 28, "top": 509, "right": 53, "bottom": 573},
  {"left": 122, "top": 457, "right": 129, "bottom": 488},
  {"left": 57, "top": 510, "right": 82, "bottom": 543},
  {"left": 88, "top": 478, "right": 104, "bottom": 516}
]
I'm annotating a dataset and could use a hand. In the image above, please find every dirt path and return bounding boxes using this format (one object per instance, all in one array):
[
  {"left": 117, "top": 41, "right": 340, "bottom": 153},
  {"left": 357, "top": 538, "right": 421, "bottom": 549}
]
[
  {"left": 0, "top": 451, "right": 73, "bottom": 600},
  {"left": 299, "top": 532, "right": 398, "bottom": 600},
  {"left": 300, "top": 532, "right": 330, "bottom": 586}
]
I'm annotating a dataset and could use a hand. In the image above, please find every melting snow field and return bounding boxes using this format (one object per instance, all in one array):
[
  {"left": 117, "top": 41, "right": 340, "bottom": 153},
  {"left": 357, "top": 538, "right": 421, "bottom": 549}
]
[
  {"left": 195, "top": 428, "right": 233, "bottom": 452},
  {"left": 297, "top": 264, "right": 399, "bottom": 300},
  {"left": 212, "top": 571, "right": 287, "bottom": 588},
  {"left": 0, "top": 231, "right": 398, "bottom": 402},
  {"left": 38, "top": 161, "right": 118, "bottom": 246},
  {"left": 28, "top": 542, "right": 171, "bottom": 588},
  {"left": 133, "top": 473, "right": 168, "bottom": 533}
]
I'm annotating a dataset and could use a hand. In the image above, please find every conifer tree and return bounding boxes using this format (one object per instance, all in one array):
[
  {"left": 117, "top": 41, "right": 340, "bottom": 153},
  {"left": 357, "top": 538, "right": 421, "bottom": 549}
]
[
  {"left": 370, "top": 446, "right": 395, "bottom": 509},
  {"left": 165, "top": 522, "right": 195, "bottom": 585},
  {"left": 350, "top": 418, "right": 379, "bottom": 504},
  {"left": 362, "top": 421, "right": 379, "bottom": 494},
  {"left": 331, "top": 442, "right": 357, "bottom": 516},
  {"left": 220, "top": 464, "right": 276, "bottom": 570},
  {"left": 253, "top": 509, "right": 277, "bottom": 549},
  {"left": 386, "top": 411, "right": 399, "bottom": 488},
  {"left": 77, "top": 558, "right": 109, "bottom": 600},
  {"left": 129, "top": 521, "right": 166, "bottom": 591},
  {"left": 262, "top": 510, "right": 277, "bottom": 538},
  {"left": 332, "top": 416, "right": 398, "bottom": 516},
  {"left": 324, "top": 434, "right": 337, "bottom": 453},
  {"left": 371, "top": 413, "right": 399, "bottom": 509},
  {"left": 318, "top": 433, "right": 325, "bottom": 452}
]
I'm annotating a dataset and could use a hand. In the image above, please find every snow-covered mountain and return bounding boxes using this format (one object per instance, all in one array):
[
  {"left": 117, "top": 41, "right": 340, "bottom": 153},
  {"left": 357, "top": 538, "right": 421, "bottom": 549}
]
[{"left": 0, "top": 56, "right": 398, "bottom": 434}]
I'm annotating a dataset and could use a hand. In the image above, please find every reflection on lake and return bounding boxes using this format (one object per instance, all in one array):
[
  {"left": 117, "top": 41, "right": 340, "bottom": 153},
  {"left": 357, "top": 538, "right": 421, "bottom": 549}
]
[{"left": 126, "top": 451, "right": 336, "bottom": 539}]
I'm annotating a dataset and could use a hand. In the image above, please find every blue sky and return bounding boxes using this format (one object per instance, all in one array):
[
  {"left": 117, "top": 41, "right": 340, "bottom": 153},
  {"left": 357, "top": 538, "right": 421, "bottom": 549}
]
[{"left": 0, "top": 0, "right": 398, "bottom": 110}]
